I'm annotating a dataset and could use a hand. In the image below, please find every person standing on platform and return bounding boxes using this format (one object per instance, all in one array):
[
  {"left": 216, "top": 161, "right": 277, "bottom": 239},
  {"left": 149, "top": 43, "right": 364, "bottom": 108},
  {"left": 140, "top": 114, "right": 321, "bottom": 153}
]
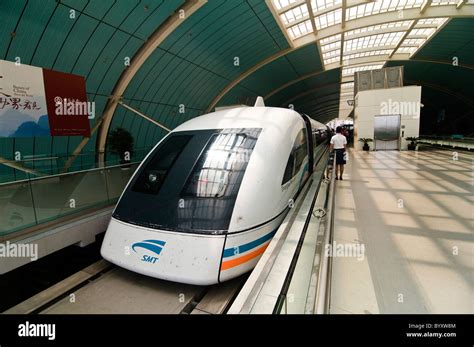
[{"left": 329, "top": 126, "right": 347, "bottom": 180}]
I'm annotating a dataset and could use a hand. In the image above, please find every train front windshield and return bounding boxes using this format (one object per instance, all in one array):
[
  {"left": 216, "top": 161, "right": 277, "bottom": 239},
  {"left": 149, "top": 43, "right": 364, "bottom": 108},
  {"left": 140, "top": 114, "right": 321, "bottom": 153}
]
[{"left": 113, "top": 128, "right": 261, "bottom": 235}]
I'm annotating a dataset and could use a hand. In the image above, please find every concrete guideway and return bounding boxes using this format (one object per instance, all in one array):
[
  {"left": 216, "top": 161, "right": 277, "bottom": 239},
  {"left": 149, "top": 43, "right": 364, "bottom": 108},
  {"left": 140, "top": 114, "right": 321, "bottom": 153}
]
[{"left": 4, "top": 259, "right": 247, "bottom": 315}]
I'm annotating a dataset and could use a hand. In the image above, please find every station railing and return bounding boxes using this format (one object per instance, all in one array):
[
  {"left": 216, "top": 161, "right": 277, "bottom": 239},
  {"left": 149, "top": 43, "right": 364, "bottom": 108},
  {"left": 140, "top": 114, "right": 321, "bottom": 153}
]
[
  {"left": 228, "top": 147, "right": 336, "bottom": 314},
  {"left": 0, "top": 147, "right": 153, "bottom": 184},
  {"left": 0, "top": 161, "right": 140, "bottom": 239},
  {"left": 418, "top": 135, "right": 474, "bottom": 150}
]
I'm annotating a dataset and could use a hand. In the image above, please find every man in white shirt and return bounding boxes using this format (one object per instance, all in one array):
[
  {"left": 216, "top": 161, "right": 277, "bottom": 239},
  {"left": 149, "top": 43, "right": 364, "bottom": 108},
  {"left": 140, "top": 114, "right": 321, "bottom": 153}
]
[{"left": 329, "top": 126, "right": 347, "bottom": 180}]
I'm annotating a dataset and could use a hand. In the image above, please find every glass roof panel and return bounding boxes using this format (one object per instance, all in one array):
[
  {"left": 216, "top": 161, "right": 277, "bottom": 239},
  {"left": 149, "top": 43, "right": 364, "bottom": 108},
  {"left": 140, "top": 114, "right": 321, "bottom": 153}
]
[
  {"left": 280, "top": 3, "right": 309, "bottom": 25},
  {"left": 311, "top": 0, "right": 342, "bottom": 13},
  {"left": 346, "top": 0, "right": 424, "bottom": 21},
  {"left": 315, "top": 8, "right": 342, "bottom": 29},
  {"left": 272, "top": 0, "right": 300, "bottom": 11},
  {"left": 342, "top": 63, "right": 385, "bottom": 76},
  {"left": 431, "top": 0, "right": 458, "bottom": 5},
  {"left": 288, "top": 19, "right": 314, "bottom": 39},
  {"left": 267, "top": 0, "right": 470, "bottom": 117}
]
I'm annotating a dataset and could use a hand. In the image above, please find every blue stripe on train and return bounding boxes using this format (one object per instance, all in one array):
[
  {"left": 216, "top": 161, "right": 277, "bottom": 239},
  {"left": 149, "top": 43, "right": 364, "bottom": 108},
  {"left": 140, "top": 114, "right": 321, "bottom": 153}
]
[
  {"left": 223, "top": 158, "right": 312, "bottom": 259},
  {"left": 223, "top": 229, "right": 278, "bottom": 258},
  {"left": 223, "top": 159, "right": 310, "bottom": 259}
]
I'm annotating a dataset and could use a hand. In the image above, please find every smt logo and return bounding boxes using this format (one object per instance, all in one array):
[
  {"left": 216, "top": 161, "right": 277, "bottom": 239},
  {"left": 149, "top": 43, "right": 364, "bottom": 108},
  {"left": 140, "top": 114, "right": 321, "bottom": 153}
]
[{"left": 132, "top": 240, "right": 166, "bottom": 264}]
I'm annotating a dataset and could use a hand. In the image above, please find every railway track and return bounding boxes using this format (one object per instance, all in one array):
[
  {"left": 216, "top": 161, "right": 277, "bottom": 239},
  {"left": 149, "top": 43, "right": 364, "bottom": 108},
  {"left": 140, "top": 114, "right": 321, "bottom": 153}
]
[{"left": 3, "top": 260, "right": 246, "bottom": 315}]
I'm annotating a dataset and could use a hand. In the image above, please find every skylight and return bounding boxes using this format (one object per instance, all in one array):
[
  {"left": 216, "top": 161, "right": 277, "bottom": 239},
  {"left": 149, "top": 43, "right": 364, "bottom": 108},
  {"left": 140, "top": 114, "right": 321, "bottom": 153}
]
[
  {"left": 341, "top": 82, "right": 355, "bottom": 89},
  {"left": 343, "top": 49, "right": 393, "bottom": 64},
  {"left": 320, "top": 33, "right": 341, "bottom": 45},
  {"left": 346, "top": 0, "right": 424, "bottom": 21},
  {"left": 288, "top": 19, "right": 314, "bottom": 39},
  {"left": 311, "top": 0, "right": 342, "bottom": 13},
  {"left": 344, "top": 32, "right": 405, "bottom": 52},
  {"left": 431, "top": 0, "right": 458, "bottom": 5},
  {"left": 417, "top": 18, "right": 449, "bottom": 25},
  {"left": 342, "top": 63, "right": 385, "bottom": 76},
  {"left": 280, "top": 3, "right": 309, "bottom": 25},
  {"left": 320, "top": 34, "right": 342, "bottom": 65},
  {"left": 272, "top": 0, "right": 300, "bottom": 11},
  {"left": 266, "top": 0, "right": 472, "bottom": 118},
  {"left": 314, "top": 8, "right": 342, "bottom": 29},
  {"left": 395, "top": 17, "right": 448, "bottom": 56},
  {"left": 344, "top": 21, "right": 414, "bottom": 38}
]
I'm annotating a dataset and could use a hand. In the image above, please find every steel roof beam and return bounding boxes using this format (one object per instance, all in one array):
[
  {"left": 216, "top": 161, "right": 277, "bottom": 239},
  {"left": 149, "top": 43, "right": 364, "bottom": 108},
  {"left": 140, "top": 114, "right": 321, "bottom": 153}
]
[
  {"left": 264, "top": 69, "right": 333, "bottom": 100},
  {"left": 389, "top": 20, "right": 418, "bottom": 58},
  {"left": 306, "top": 0, "right": 318, "bottom": 34},
  {"left": 284, "top": 15, "right": 313, "bottom": 29},
  {"left": 457, "top": 0, "right": 467, "bottom": 9},
  {"left": 340, "top": 0, "right": 347, "bottom": 65},
  {"left": 95, "top": 0, "right": 207, "bottom": 167},
  {"left": 294, "top": 5, "right": 474, "bottom": 45},
  {"left": 420, "top": 0, "right": 432, "bottom": 14},
  {"left": 62, "top": 0, "right": 207, "bottom": 172}
]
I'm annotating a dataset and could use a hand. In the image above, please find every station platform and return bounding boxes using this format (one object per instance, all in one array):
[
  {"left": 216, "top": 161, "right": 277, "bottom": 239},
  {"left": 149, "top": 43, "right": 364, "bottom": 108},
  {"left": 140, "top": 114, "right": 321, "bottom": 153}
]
[{"left": 330, "top": 148, "right": 473, "bottom": 314}]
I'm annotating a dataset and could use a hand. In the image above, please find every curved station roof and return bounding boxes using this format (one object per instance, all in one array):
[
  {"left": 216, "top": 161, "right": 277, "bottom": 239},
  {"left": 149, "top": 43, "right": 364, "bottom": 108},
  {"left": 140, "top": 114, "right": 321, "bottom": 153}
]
[{"left": 0, "top": 0, "right": 473, "bottom": 175}]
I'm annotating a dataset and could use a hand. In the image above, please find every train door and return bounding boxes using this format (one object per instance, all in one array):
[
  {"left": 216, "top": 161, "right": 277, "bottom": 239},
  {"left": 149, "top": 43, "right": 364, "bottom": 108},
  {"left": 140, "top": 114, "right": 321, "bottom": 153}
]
[{"left": 299, "top": 114, "right": 314, "bottom": 174}]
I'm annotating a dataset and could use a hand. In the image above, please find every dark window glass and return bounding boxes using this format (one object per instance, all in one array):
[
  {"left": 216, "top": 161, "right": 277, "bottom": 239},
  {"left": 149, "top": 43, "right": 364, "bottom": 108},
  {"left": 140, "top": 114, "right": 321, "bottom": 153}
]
[
  {"left": 131, "top": 135, "right": 191, "bottom": 195},
  {"left": 294, "top": 129, "right": 307, "bottom": 173},
  {"left": 282, "top": 129, "right": 307, "bottom": 185},
  {"left": 113, "top": 128, "right": 261, "bottom": 235},
  {"left": 282, "top": 152, "right": 295, "bottom": 185}
]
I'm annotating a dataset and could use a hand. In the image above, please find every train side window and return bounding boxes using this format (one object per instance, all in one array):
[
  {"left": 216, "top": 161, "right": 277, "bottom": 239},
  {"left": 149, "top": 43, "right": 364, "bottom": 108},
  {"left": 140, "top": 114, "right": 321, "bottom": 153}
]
[
  {"left": 282, "top": 129, "right": 307, "bottom": 185},
  {"left": 294, "top": 129, "right": 307, "bottom": 173},
  {"left": 282, "top": 152, "right": 295, "bottom": 185},
  {"left": 131, "top": 135, "right": 192, "bottom": 195}
]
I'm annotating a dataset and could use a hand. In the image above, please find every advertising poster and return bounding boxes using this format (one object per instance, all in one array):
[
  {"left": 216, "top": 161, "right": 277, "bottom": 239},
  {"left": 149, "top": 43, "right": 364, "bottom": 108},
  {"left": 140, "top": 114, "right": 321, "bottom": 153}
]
[
  {"left": 43, "top": 69, "right": 91, "bottom": 137},
  {"left": 0, "top": 59, "right": 91, "bottom": 137},
  {"left": 0, "top": 59, "right": 49, "bottom": 137}
]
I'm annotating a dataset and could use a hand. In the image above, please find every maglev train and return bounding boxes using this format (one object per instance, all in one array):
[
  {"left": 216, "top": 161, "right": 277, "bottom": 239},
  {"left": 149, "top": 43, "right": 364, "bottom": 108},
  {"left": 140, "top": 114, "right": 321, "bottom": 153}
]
[{"left": 101, "top": 105, "right": 330, "bottom": 285}]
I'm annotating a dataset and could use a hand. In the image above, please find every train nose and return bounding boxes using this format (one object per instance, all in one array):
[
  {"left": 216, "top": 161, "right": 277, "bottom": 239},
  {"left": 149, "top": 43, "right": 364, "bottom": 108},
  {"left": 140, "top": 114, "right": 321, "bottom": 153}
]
[{"left": 100, "top": 218, "right": 225, "bottom": 285}]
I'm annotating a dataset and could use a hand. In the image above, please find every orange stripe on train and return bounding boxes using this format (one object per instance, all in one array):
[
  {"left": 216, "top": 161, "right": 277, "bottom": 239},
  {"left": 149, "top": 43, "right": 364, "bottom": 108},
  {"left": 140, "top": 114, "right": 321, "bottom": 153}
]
[{"left": 220, "top": 243, "right": 269, "bottom": 271}]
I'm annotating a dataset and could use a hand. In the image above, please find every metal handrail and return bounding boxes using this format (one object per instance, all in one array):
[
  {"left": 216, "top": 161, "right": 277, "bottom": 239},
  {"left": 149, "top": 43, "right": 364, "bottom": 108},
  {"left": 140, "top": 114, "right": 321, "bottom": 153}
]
[
  {"left": 227, "top": 147, "right": 331, "bottom": 314},
  {"left": 272, "top": 148, "right": 330, "bottom": 314},
  {"left": 419, "top": 135, "right": 474, "bottom": 143},
  {"left": 315, "top": 154, "right": 336, "bottom": 314},
  {"left": 0, "top": 161, "right": 141, "bottom": 187},
  {"left": 0, "top": 147, "right": 154, "bottom": 165}
]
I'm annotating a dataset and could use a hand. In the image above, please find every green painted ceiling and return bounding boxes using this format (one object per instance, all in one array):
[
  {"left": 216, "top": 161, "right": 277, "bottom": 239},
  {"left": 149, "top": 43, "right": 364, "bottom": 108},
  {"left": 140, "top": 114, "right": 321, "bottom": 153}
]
[
  {"left": 413, "top": 18, "right": 474, "bottom": 66},
  {"left": 0, "top": 0, "right": 185, "bottom": 181},
  {"left": 0, "top": 1, "right": 473, "bottom": 183},
  {"left": 116, "top": 0, "right": 290, "bottom": 152},
  {"left": 217, "top": 43, "right": 324, "bottom": 106},
  {"left": 385, "top": 17, "right": 474, "bottom": 134}
]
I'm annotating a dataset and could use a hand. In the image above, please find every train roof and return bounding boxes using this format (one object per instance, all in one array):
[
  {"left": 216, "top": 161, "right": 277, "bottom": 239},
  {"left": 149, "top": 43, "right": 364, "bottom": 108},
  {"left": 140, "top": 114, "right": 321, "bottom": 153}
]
[{"left": 173, "top": 106, "right": 303, "bottom": 133}]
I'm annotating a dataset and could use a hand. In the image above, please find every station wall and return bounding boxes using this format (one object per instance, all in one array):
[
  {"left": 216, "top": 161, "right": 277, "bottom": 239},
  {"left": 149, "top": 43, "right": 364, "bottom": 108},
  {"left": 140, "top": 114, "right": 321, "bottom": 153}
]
[{"left": 354, "top": 86, "right": 422, "bottom": 151}]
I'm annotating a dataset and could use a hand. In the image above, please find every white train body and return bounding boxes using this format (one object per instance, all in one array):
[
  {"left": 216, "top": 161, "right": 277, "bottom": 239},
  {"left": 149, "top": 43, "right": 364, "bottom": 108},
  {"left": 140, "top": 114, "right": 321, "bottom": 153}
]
[{"left": 101, "top": 106, "right": 329, "bottom": 285}]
